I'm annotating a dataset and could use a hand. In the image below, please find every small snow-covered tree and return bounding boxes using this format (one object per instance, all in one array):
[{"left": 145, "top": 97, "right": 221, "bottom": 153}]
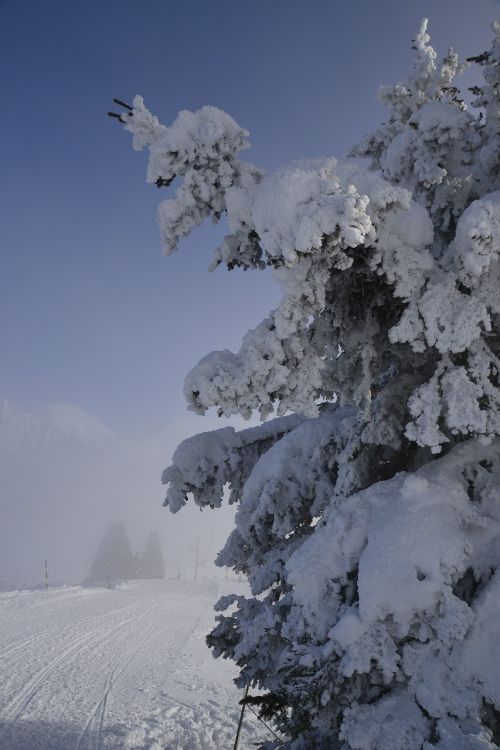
[
  {"left": 115, "top": 20, "right": 500, "bottom": 749},
  {"left": 86, "top": 521, "right": 136, "bottom": 584},
  {"left": 139, "top": 531, "right": 165, "bottom": 579}
]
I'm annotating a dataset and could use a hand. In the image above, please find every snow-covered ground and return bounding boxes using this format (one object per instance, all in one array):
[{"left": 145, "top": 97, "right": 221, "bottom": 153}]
[{"left": 0, "top": 579, "right": 271, "bottom": 749}]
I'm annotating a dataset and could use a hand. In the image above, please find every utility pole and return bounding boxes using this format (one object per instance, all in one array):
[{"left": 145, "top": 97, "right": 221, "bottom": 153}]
[
  {"left": 188, "top": 538, "right": 200, "bottom": 581},
  {"left": 194, "top": 537, "right": 199, "bottom": 581},
  {"left": 105, "top": 556, "right": 111, "bottom": 589},
  {"left": 44, "top": 559, "right": 48, "bottom": 590}
]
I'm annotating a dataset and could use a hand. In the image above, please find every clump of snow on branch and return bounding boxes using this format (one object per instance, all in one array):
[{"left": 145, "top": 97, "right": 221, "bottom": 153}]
[
  {"left": 123, "top": 96, "right": 262, "bottom": 254},
  {"left": 162, "top": 413, "right": 304, "bottom": 512}
]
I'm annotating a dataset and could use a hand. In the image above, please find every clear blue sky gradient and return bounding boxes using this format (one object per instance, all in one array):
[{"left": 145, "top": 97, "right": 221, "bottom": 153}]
[{"left": 1, "top": 0, "right": 498, "bottom": 435}]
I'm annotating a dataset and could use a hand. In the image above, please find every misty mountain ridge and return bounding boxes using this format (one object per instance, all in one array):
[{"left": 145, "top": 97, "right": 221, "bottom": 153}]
[
  {"left": 0, "top": 399, "right": 238, "bottom": 586},
  {"left": 0, "top": 400, "right": 115, "bottom": 451}
]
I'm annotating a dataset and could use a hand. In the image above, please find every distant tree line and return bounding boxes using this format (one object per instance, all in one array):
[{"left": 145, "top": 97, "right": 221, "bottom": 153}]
[{"left": 85, "top": 523, "right": 164, "bottom": 584}]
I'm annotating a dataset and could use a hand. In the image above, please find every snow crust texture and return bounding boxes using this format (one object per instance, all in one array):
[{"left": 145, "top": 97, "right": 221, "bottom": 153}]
[
  {"left": 0, "top": 580, "right": 268, "bottom": 749},
  {"left": 121, "top": 18, "right": 500, "bottom": 750}
]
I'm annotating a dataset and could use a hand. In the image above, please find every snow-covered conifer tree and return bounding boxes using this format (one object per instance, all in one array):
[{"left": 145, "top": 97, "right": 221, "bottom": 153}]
[
  {"left": 115, "top": 20, "right": 500, "bottom": 749},
  {"left": 140, "top": 531, "right": 165, "bottom": 579},
  {"left": 86, "top": 522, "right": 136, "bottom": 585}
]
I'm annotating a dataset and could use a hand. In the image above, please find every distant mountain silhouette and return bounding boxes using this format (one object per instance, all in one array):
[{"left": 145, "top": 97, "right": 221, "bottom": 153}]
[{"left": 0, "top": 400, "right": 114, "bottom": 450}]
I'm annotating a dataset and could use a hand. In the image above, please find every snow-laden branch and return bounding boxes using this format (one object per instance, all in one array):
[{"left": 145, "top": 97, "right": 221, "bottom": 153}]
[{"left": 162, "top": 412, "right": 305, "bottom": 512}]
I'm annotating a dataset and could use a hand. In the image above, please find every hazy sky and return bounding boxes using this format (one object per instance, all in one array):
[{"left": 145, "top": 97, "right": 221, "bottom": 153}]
[
  {"left": 1, "top": 1, "right": 499, "bottom": 584},
  {"left": 1, "top": 0, "right": 498, "bottom": 437}
]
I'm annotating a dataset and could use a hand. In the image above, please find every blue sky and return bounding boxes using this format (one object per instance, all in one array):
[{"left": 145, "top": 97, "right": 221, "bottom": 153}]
[{"left": 1, "top": 0, "right": 498, "bottom": 436}]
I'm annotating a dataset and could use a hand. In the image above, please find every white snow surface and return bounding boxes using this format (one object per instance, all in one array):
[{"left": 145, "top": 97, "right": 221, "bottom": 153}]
[{"left": 0, "top": 579, "right": 269, "bottom": 749}]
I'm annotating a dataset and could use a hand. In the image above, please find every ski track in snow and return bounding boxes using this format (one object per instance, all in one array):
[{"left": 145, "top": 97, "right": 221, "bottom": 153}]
[{"left": 0, "top": 580, "right": 270, "bottom": 749}]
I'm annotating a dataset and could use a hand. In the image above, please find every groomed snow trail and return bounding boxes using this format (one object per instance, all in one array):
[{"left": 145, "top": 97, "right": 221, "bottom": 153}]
[{"left": 0, "top": 580, "right": 269, "bottom": 749}]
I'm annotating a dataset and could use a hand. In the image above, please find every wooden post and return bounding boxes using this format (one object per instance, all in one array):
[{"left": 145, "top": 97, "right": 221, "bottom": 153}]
[
  {"left": 44, "top": 560, "right": 48, "bottom": 590},
  {"left": 233, "top": 684, "right": 250, "bottom": 750}
]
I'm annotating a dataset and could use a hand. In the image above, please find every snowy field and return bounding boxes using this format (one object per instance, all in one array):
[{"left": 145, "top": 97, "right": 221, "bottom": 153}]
[{"left": 0, "top": 579, "right": 270, "bottom": 749}]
